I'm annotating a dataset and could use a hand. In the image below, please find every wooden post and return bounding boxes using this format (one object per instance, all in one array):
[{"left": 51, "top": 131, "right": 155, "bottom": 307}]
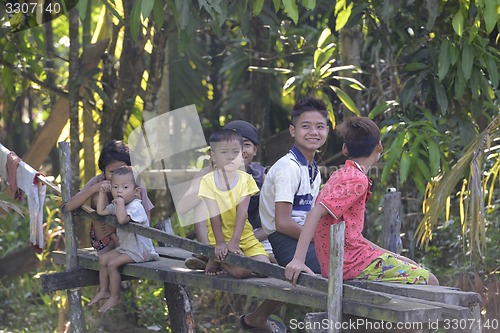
[
  {"left": 156, "top": 218, "right": 195, "bottom": 333},
  {"left": 381, "top": 191, "right": 402, "bottom": 254},
  {"left": 327, "top": 222, "right": 345, "bottom": 333},
  {"left": 59, "top": 141, "right": 86, "bottom": 333}
]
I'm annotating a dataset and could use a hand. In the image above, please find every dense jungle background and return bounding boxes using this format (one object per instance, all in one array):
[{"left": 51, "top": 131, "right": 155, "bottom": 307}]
[{"left": 0, "top": 0, "right": 499, "bottom": 332}]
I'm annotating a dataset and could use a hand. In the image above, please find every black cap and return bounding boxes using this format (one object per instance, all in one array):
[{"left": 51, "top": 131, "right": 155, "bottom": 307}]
[{"left": 223, "top": 120, "right": 260, "bottom": 145}]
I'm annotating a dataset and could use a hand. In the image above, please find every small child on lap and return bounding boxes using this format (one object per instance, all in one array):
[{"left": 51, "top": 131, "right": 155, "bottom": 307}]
[{"left": 90, "top": 166, "right": 159, "bottom": 313}]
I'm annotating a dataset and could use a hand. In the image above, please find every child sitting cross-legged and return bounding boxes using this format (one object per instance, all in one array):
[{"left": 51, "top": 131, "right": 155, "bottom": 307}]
[
  {"left": 199, "top": 129, "right": 271, "bottom": 278},
  {"left": 90, "top": 165, "right": 159, "bottom": 313},
  {"left": 285, "top": 117, "right": 439, "bottom": 287}
]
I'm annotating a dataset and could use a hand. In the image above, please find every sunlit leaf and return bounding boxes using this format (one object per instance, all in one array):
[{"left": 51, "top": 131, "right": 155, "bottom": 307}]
[
  {"left": 330, "top": 86, "right": 360, "bottom": 116},
  {"left": 335, "top": 2, "right": 352, "bottom": 31},
  {"left": 368, "top": 100, "right": 399, "bottom": 119},
  {"left": 452, "top": 9, "right": 464, "bottom": 36}
]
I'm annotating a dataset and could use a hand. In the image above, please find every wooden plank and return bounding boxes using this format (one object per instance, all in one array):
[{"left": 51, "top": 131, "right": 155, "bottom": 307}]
[
  {"left": 347, "top": 280, "right": 481, "bottom": 307},
  {"left": 49, "top": 250, "right": 444, "bottom": 324},
  {"left": 41, "top": 269, "right": 136, "bottom": 292},
  {"left": 72, "top": 209, "right": 392, "bottom": 305}
]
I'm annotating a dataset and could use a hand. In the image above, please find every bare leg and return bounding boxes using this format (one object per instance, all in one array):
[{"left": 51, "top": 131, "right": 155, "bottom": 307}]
[
  {"left": 89, "top": 250, "right": 118, "bottom": 305},
  {"left": 98, "top": 253, "right": 134, "bottom": 313},
  {"left": 241, "top": 299, "right": 284, "bottom": 330}
]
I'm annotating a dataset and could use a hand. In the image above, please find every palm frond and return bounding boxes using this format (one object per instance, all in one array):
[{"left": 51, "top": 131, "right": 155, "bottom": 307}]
[{"left": 417, "top": 114, "right": 500, "bottom": 252}]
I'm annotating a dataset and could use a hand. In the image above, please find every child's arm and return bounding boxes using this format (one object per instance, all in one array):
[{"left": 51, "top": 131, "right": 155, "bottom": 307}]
[
  {"left": 64, "top": 181, "right": 107, "bottom": 212},
  {"left": 113, "top": 197, "right": 131, "bottom": 225},
  {"left": 203, "top": 197, "right": 227, "bottom": 260},
  {"left": 177, "top": 166, "right": 211, "bottom": 215},
  {"left": 285, "top": 204, "right": 329, "bottom": 285},
  {"left": 275, "top": 202, "right": 304, "bottom": 239},
  {"left": 96, "top": 183, "right": 112, "bottom": 216},
  {"left": 227, "top": 195, "right": 250, "bottom": 255}
]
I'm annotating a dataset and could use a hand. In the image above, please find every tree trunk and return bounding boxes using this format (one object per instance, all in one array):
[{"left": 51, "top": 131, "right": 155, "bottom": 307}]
[
  {"left": 339, "top": 27, "right": 364, "bottom": 116},
  {"left": 250, "top": 16, "right": 271, "bottom": 162},
  {"left": 100, "top": 1, "right": 147, "bottom": 143},
  {"left": 69, "top": 7, "right": 81, "bottom": 195}
]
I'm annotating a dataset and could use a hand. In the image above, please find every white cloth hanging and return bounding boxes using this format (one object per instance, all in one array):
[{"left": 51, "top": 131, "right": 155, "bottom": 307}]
[{"left": 16, "top": 161, "right": 46, "bottom": 248}]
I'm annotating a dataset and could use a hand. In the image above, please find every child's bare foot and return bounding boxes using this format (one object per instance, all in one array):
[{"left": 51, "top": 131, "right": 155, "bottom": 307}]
[
  {"left": 88, "top": 290, "right": 110, "bottom": 306},
  {"left": 205, "top": 259, "right": 223, "bottom": 275},
  {"left": 98, "top": 296, "right": 121, "bottom": 313}
]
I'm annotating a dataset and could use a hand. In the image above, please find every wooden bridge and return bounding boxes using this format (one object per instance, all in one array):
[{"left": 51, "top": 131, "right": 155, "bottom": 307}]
[{"left": 41, "top": 142, "right": 482, "bottom": 332}]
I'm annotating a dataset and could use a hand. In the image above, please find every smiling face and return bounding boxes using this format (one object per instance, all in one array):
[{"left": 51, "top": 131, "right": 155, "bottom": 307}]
[
  {"left": 211, "top": 139, "right": 245, "bottom": 172},
  {"left": 289, "top": 110, "right": 329, "bottom": 160},
  {"left": 241, "top": 138, "right": 257, "bottom": 166},
  {"left": 110, "top": 172, "right": 139, "bottom": 204}
]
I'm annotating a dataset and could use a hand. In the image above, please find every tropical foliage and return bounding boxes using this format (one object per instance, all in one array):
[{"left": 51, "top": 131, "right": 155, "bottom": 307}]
[{"left": 0, "top": 0, "right": 499, "bottom": 331}]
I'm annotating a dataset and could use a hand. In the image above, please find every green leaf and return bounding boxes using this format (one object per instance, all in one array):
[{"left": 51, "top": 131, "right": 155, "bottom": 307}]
[
  {"left": 303, "top": 0, "right": 316, "bottom": 10},
  {"left": 76, "top": 0, "right": 88, "bottom": 20},
  {"left": 399, "top": 151, "right": 411, "bottom": 183},
  {"left": 452, "top": 9, "right": 464, "bottom": 36},
  {"left": 454, "top": 68, "right": 466, "bottom": 98},
  {"left": 141, "top": 0, "right": 154, "bottom": 19},
  {"left": 405, "top": 62, "right": 428, "bottom": 71},
  {"left": 486, "top": 55, "right": 499, "bottom": 88},
  {"left": 438, "top": 40, "right": 450, "bottom": 81},
  {"left": 335, "top": 2, "right": 352, "bottom": 31},
  {"left": 153, "top": 0, "right": 165, "bottom": 28},
  {"left": 381, "top": 130, "right": 405, "bottom": 183},
  {"left": 434, "top": 82, "right": 448, "bottom": 115},
  {"left": 2, "top": 68, "right": 14, "bottom": 96},
  {"left": 449, "top": 42, "right": 459, "bottom": 65},
  {"left": 272, "top": 0, "right": 281, "bottom": 12},
  {"left": 369, "top": 101, "right": 398, "bottom": 119},
  {"left": 101, "top": 0, "right": 125, "bottom": 25},
  {"left": 416, "top": 157, "right": 431, "bottom": 181},
  {"left": 427, "top": 140, "right": 440, "bottom": 177},
  {"left": 461, "top": 43, "right": 474, "bottom": 80},
  {"left": 283, "top": 0, "right": 299, "bottom": 24},
  {"left": 130, "top": 0, "right": 142, "bottom": 41},
  {"left": 484, "top": 0, "right": 497, "bottom": 33},
  {"left": 252, "top": 0, "right": 265, "bottom": 15},
  {"left": 317, "top": 27, "right": 332, "bottom": 48},
  {"left": 330, "top": 86, "right": 360, "bottom": 116}
]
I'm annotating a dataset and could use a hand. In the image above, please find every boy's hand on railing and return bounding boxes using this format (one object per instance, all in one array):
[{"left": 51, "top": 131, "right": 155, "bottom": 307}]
[
  {"left": 214, "top": 242, "right": 228, "bottom": 260},
  {"left": 227, "top": 240, "right": 243, "bottom": 255},
  {"left": 285, "top": 258, "right": 315, "bottom": 286}
]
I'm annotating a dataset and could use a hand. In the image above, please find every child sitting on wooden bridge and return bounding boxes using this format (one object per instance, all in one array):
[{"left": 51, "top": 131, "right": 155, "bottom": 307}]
[
  {"left": 285, "top": 116, "right": 439, "bottom": 286},
  {"left": 90, "top": 165, "right": 159, "bottom": 313},
  {"left": 198, "top": 129, "right": 272, "bottom": 277}
]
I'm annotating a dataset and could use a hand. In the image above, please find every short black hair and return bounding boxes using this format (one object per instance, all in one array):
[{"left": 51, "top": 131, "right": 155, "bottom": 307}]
[
  {"left": 336, "top": 117, "right": 380, "bottom": 157},
  {"left": 98, "top": 140, "right": 131, "bottom": 172},
  {"left": 291, "top": 97, "right": 328, "bottom": 126},
  {"left": 111, "top": 165, "right": 139, "bottom": 187},
  {"left": 209, "top": 129, "right": 244, "bottom": 151}
]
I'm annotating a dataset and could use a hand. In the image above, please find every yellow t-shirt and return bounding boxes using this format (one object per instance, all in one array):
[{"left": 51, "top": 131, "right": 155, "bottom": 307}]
[{"left": 199, "top": 170, "right": 266, "bottom": 257}]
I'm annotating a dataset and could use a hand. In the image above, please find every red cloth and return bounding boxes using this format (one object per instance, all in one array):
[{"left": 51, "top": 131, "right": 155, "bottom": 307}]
[{"left": 6, "top": 151, "right": 21, "bottom": 199}]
